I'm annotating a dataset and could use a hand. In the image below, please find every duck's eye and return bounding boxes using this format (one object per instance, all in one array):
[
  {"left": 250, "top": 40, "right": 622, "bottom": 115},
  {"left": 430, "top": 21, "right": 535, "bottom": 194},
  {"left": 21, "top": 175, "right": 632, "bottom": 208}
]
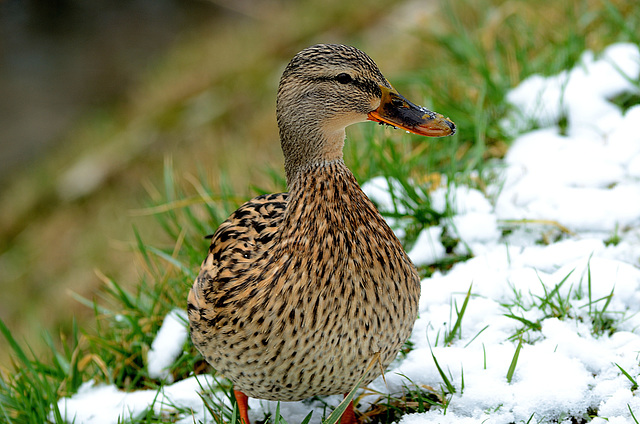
[{"left": 335, "top": 73, "right": 353, "bottom": 84}]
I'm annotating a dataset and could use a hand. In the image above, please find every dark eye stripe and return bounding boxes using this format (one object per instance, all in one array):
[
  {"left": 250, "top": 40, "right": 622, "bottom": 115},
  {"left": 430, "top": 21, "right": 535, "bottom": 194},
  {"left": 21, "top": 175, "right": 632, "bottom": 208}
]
[{"left": 308, "top": 75, "right": 381, "bottom": 97}]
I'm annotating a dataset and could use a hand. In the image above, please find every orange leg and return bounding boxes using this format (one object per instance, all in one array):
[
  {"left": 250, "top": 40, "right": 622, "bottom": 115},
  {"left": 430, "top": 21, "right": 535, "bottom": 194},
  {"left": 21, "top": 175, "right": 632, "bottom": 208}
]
[
  {"left": 340, "top": 397, "right": 358, "bottom": 424},
  {"left": 233, "top": 389, "right": 251, "bottom": 424}
]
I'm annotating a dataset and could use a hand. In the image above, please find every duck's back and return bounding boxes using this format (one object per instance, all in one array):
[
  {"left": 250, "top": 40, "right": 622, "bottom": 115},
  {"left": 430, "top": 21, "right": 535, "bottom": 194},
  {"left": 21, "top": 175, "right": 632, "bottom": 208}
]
[{"left": 188, "top": 163, "right": 420, "bottom": 401}]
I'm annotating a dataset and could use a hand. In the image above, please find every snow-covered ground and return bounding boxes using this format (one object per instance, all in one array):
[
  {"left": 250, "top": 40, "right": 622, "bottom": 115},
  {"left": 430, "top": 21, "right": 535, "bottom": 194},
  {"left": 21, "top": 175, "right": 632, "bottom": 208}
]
[{"left": 57, "top": 42, "right": 640, "bottom": 424}]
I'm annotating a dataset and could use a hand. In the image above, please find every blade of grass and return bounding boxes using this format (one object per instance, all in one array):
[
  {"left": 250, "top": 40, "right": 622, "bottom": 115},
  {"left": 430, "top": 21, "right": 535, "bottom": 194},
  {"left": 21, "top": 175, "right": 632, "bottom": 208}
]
[
  {"left": 147, "top": 246, "right": 196, "bottom": 280},
  {"left": 587, "top": 254, "right": 593, "bottom": 316},
  {"left": 615, "top": 363, "right": 638, "bottom": 391},
  {"left": 629, "top": 404, "right": 640, "bottom": 424},
  {"left": 323, "top": 352, "right": 380, "bottom": 424},
  {"left": 482, "top": 343, "right": 487, "bottom": 370},
  {"left": 506, "top": 337, "right": 523, "bottom": 383},
  {"left": 429, "top": 348, "right": 456, "bottom": 394},
  {"left": 460, "top": 364, "right": 465, "bottom": 395},
  {"left": 300, "top": 410, "right": 314, "bottom": 424},
  {"left": 463, "top": 324, "right": 489, "bottom": 348},
  {"left": 274, "top": 401, "right": 288, "bottom": 424},
  {"left": 503, "top": 314, "right": 541, "bottom": 331},
  {"left": 445, "top": 284, "right": 473, "bottom": 345}
]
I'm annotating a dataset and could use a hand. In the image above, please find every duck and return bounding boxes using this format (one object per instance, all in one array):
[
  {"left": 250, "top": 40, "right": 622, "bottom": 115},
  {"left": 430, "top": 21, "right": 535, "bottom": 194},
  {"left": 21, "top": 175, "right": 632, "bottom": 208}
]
[{"left": 187, "top": 43, "right": 455, "bottom": 424}]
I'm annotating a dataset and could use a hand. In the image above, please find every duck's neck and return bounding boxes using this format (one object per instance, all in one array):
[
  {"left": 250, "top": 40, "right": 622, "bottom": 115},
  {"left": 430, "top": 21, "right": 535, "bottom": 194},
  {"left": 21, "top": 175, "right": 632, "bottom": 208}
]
[
  {"left": 286, "top": 158, "right": 351, "bottom": 195},
  {"left": 282, "top": 159, "right": 370, "bottom": 238},
  {"left": 280, "top": 125, "right": 346, "bottom": 188},
  {"left": 280, "top": 159, "right": 389, "bottom": 255}
]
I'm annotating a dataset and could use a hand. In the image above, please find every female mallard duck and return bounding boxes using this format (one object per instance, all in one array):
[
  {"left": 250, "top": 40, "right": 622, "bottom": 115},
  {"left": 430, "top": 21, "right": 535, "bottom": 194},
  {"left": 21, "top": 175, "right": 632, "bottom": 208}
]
[{"left": 188, "top": 44, "right": 455, "bottom": 424}]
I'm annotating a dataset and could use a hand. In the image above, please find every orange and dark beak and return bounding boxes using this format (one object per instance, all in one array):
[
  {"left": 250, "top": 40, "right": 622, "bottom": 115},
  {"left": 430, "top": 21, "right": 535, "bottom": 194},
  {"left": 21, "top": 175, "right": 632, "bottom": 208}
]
[{"left": 367, "top": 85, "right": 455, "bottom": 137}]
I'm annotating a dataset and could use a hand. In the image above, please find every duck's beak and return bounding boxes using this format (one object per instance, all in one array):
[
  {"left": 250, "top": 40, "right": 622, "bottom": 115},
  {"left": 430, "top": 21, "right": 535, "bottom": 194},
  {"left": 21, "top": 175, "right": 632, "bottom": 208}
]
[{"left": 367, "top": 85, "right": 456, "bottom": 137}]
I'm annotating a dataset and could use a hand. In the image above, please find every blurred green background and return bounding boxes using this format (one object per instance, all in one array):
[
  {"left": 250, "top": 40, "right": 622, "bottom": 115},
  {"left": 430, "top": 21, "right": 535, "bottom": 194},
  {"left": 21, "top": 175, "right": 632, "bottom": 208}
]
[
  {"left": 0, "top": 0, "right": 413, "bottom": 366},
  {"left": 0, "top": 0, "right": 636, "bottom": 368}
]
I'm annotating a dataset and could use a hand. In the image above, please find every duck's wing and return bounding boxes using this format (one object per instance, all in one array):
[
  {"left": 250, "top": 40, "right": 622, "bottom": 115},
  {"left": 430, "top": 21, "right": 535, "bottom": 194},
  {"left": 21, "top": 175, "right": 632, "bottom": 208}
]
[{"left": 187, "top": 192, "right": 288, "bottom": 341}]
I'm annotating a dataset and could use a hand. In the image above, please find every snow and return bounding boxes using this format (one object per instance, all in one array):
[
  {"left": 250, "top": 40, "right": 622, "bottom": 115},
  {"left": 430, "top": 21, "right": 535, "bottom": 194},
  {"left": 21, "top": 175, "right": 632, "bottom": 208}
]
[
  {"left": 147, "top": 309, "right": 189, "bottom": 383},
  {"left": 408, "top": 225, "right": 447, "bottom": 265},
  {"left": 56, "top": 375, "right": 219, "bottom": 424},
  {"left": 55, "top": 42, "right": 640, "bottom": 423}
]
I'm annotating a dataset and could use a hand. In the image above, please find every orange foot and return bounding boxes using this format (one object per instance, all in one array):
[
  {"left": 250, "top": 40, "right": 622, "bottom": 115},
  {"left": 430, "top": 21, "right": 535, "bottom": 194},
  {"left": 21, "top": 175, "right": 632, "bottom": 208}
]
[
  {"left": 233, "top": 390, "right": 251, "bottom": 424},
  {"left": 340, "top": 399, "right": 358, "bottom": 424},
  {"left": 233, "top": 390, "right": 358, "bottom": 424}
]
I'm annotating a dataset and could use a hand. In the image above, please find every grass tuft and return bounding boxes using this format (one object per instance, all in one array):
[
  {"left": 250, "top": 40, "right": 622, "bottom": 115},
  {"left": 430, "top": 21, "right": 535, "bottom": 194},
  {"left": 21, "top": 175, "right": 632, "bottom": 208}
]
[
  {"left": 0, "top": 319, "right": 69, "bottom": 424},
  {"left": 362, "top": 383, "right": 443, "bottom": 424}
]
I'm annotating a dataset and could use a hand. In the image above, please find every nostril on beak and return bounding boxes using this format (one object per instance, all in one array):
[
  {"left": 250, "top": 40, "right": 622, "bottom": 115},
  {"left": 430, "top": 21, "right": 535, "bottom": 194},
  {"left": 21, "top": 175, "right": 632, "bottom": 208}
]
[{"left": 447, "top": 119, "right": 456, "bottom": 135}]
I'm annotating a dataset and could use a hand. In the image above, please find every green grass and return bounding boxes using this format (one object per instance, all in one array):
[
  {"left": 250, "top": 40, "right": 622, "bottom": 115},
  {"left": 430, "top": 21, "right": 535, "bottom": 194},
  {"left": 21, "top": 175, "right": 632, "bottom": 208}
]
[
  {"left": 506, "top": 337, "right": 524, "bottom": 384},
  {"left": 443, "top": 285, "right": 473, "bottom": 346},
  {"left": 361, "top": 376, "right": 444, "bottom": 424},
  {"left": 503, "top": 261, "right": 625, "bottom": 345},
  {"left": 1, "top": 0, "right": 639, "bottom": 422}
]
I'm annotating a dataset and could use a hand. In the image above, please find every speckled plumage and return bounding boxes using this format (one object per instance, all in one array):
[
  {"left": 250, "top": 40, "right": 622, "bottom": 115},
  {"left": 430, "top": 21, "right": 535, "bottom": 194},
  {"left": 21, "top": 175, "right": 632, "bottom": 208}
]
[{"left": 188, "top": 44, "right": 454, "bottom": 410}]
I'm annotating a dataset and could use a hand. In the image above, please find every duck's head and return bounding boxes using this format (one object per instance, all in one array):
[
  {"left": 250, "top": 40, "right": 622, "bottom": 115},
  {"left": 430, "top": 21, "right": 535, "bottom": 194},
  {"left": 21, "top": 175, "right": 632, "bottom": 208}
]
[{"left": 277, "top": 44, "right": 455, "bottom": 185}]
